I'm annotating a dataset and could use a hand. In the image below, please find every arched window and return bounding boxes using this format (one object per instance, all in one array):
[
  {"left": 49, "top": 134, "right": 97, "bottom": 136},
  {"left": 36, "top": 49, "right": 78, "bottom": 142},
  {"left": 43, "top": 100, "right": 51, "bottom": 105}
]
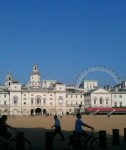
[
  {"left": 58, "top": 96, "right": 63, "bottom": 104},
  {"left": 36, "top": 96, "right": 41, "bottom": 104},
  {"left": 13, "top": 96, "right": 18, "bottom": 106}
]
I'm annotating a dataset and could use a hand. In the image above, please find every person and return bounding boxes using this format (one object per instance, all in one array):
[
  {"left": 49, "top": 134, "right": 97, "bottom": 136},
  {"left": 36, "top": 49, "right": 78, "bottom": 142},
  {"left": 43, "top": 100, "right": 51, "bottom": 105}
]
[
  {"left": 75, "top": 113, "right": 94, "bottom": 136},
  {"left": 0, "top": 115, "right": 16, "bottom": 140},
  {"left": 51, "top": 115, "right": 65, "bottom": 141}
]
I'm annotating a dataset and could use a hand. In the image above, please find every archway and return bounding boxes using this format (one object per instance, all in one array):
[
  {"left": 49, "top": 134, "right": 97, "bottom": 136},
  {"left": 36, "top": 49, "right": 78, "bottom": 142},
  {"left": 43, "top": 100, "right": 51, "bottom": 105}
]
[
  {"left": 35, "top": 108, "right": 42, "bottom": 115},
  {"left": 43, "top": 109, "right": 46, "bottom": 114}
]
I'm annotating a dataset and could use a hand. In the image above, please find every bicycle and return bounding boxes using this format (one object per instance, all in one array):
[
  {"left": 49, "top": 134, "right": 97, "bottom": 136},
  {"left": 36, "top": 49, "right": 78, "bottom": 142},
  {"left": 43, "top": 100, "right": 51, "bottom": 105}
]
[
  {"left": 68, "top": 129, "right": 99, "bottom": 150},
  {"left": 0, "top": 130, "right": 32, "bottom": 150}
]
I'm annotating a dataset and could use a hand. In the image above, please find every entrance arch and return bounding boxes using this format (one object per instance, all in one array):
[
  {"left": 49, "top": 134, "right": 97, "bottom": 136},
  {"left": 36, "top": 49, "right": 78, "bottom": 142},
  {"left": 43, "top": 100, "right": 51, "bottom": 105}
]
[
  {"left": 35, "top": 108, "right": 42, "bottom": 115},
  {"left": 43, "top": 109, "right": 46, "bottom": 114}
]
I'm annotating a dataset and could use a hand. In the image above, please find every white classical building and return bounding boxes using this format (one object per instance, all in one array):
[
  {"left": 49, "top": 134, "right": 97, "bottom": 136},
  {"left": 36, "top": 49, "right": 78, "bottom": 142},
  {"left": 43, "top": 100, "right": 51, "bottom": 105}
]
[
  {"left": 84, "top": 88, "right": 112, "bottom": 108},
  {"left": 79, "top": 80, "right": 98, "bottom": 92},
  {"left": 0, "top": 64, "right": 84, "bottom": 116},
  {"left": 84, "top": 88, "right": 126, "bottom": 108},
  {"left": 0, "top": 64, "right": 126, "bottom": 116}
]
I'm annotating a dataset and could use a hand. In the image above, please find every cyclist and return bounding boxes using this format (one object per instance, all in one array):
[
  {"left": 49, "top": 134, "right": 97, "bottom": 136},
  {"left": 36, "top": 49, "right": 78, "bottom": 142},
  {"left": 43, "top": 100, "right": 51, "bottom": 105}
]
[
  {"left": 0, "top": 115, "right": 16, "bottom": 140},
  {"left": 68, "top": 113, "right": 98, "bottom": 150},
  {"left": 75, "top": 113, "right": 94, "bottom": 136}
]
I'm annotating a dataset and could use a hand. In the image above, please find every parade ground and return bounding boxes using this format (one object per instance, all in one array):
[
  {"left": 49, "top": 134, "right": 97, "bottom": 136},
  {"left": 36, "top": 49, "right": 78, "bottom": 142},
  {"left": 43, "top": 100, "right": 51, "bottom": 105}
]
[{"left": 7, "top": 114, "right": 126, "bottom": 150}]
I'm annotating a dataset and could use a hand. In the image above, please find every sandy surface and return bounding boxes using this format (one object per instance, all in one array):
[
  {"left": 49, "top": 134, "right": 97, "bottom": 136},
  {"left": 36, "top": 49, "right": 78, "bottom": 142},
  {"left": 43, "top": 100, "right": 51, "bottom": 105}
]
[{"left": 6, "top": 115, "right": 126, "bottom": 150}]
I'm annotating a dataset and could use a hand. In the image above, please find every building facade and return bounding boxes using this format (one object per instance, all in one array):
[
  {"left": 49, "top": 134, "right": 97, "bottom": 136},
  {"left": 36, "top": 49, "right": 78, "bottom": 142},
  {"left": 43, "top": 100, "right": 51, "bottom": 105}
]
[{"left": 0, "top": 64, "right": 84, "bottom": 116}]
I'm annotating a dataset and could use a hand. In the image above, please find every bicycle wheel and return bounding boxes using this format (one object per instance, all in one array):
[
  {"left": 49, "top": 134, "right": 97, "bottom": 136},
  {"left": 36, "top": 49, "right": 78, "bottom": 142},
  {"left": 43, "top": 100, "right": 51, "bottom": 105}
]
[
  {"left": 14, "top": 138, "right": 32, "bottom": 150},
  {"left": 8, "top": 138, "right": 17, "bottom": 150},
  {"left": 90, "top": 137, "right": 99, "bottom": 150}
]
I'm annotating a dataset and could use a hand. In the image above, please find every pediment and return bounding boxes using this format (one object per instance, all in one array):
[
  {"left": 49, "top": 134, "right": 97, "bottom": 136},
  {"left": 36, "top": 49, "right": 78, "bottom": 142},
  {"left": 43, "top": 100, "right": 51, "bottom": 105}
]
[{"left": 92, "top": 88, "right": 109, "bottom": 94}]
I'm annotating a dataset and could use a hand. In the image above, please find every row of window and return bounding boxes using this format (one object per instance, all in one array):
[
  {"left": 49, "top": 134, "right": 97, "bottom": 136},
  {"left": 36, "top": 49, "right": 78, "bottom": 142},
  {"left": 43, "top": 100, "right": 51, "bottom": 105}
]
[
  {"left": 114, "top": 95, "right": 122, "bottom": 98},
  {"left": 66, "top": 95, "right": 83, "bottom": 98},
  {"left": 94, "top": 99, "right": 109, "bottom": 105},
  {"left": 22, "top": 94, "right": 83, "bottom": 98},
  {"left": 0, "top": 94, "right": 125, "bottom": 99},
  {"left": 1, "top": 99, "right": 83, "bottom": 106},
  {"left": 93, "top": 99, "right": 123, "bottom": 107},
  {"left": 114, "top": 102, "right": 122, "bottom": 107}
]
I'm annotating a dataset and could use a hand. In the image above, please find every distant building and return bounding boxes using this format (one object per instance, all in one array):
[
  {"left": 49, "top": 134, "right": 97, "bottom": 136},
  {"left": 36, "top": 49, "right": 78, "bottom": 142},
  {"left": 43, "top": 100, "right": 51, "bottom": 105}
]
[{"left": 79, "top": 80, "right": 98, "bottom": 92}]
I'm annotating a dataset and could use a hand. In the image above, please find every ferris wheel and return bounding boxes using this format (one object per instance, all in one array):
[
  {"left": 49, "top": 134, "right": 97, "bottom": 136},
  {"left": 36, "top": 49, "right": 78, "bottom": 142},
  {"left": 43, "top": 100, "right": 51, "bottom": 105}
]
[{"left": 75, "top": 66, "right": 122, "bottom": 89}]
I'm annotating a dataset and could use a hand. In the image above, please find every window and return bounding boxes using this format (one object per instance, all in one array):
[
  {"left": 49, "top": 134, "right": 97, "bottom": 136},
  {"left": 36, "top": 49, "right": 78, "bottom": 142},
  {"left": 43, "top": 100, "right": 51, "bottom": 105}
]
[
  {"left": 37, "top": 98, "right": 41, "bottom": 104},
  {"left": 114, "top": 95, "right": 117, "bottom": 98},
  {"left": 4, "top": 101, "right": 6, "bottom": 105},
  {"left": 76, "top": 95, "right": 78, "bottom": 98},
  {"left": 66, "top": 95, "right": 68, "bottom": 98},
  {"left": 119, "top": 95, "right": 122, "bottom": 98},
  {"left": 94, "top": 100, "right": 96, "bottom": 104},
  {"left": 36, "top": 97, "right": 41, "bottom": 104},
  {"left": 114, "top": 102, "right": 117, "bottom": 107},
  {"left": 99, "top": 98, "right": 103, "bottom": 104},
  {"left": 24, "top": 102, "right": 26, "bottom": 105},
  {"left": 31, "top": 99, "right": 33, "bottom": 104},
  {"left": 58, "top": 96, "right": 63, "bottom": 104},
  {"left": 120, "top": 102, "right": 122, "bottom": 107},
  {"left": 13, "top": 96, "right": 18, "bottom": 106},
  {"left": 4, "top": 95, "right": 6, "bottom": 98},
  {"left": 43, "top": 98, "right": 46, "bottom": 105},
  {"left": 14, "top": 100, "right": 17, "bottom": 105},
  {"left": 106, "top": 100, "right": 108, "bottom": 105},
  {"left": 50, "top": 102, "right": 52, "bottom": 106}
]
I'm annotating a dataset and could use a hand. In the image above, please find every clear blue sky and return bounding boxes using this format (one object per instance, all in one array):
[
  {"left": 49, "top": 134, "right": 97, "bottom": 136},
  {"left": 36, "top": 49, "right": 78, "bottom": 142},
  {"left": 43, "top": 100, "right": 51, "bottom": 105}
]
[{"left": 0, "top": 0, "right": 126, "bottom": 87}]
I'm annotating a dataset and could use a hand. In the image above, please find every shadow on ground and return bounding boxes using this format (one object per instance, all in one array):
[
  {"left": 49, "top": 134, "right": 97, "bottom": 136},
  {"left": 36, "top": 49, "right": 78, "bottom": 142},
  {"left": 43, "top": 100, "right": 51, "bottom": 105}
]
[{"left": 8, "top": 127, "right": 126, "bottom": 150}]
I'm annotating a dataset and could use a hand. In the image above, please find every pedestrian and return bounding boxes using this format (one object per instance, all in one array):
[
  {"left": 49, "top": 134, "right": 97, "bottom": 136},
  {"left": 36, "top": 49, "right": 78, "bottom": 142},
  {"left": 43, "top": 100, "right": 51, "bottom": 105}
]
[{"left": 51, "top": 115, "right": 65, "bottom": 141}]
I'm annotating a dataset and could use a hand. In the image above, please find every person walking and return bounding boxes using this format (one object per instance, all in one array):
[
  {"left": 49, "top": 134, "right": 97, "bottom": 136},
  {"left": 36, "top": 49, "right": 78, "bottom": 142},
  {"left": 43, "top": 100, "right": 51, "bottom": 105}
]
[{"left": 51, "top": 115, "right": 65, "bottom": 141}]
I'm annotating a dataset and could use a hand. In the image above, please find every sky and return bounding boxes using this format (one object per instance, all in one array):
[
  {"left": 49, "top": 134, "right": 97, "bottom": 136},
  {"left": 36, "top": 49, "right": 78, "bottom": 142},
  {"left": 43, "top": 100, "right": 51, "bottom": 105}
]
[{"left": 0, "top": 0, "right": 126, "bottom": 87}]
